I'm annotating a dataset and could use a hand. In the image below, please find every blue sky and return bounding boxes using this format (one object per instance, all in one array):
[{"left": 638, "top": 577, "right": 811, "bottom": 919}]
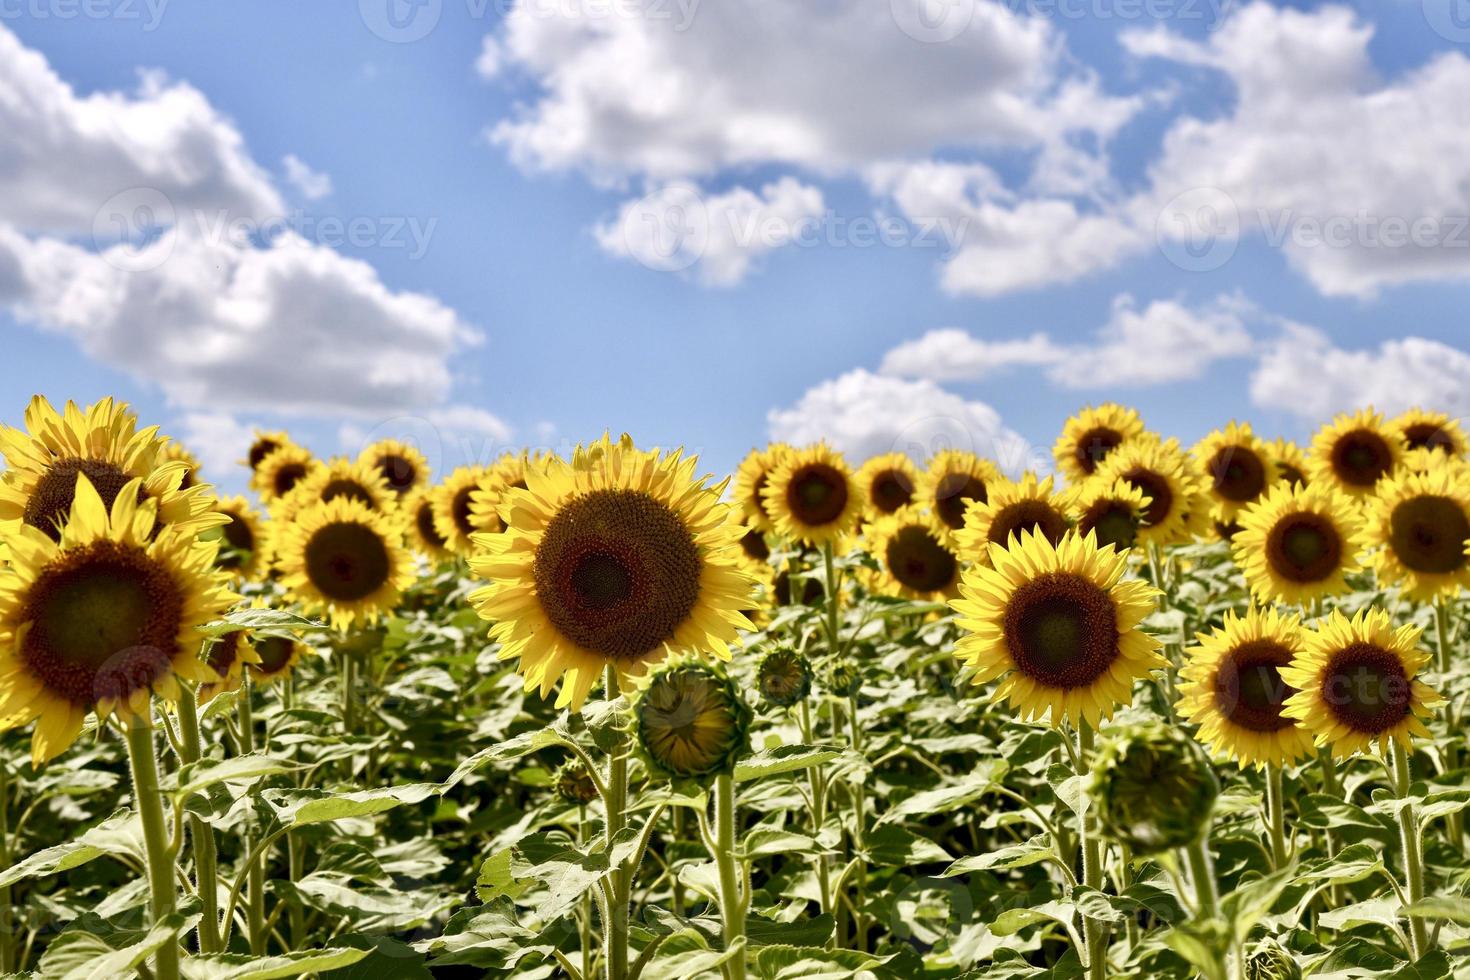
[{"left": 4, "top": 0, "right": 1470, "bottom": 490}]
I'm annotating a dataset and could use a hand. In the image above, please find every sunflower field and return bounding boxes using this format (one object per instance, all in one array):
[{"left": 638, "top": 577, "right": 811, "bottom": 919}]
[{"left": 0, "top": 396, "right": 1468, "bottom": 980}]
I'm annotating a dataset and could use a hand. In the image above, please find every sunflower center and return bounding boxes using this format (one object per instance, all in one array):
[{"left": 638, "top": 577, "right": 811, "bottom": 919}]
[
  {"left": 273, "top": 463, "right": 308, "bottom": 498},
  {"left": 1003, "top": 572, "right": 1119, "bottom": 690},
  {"left": 935, "top": 473, "right": 987, "bottom": 530},
  {"left": 1075, "top": 427, "right": 1123, "bottom": 475},
  {"left": 416, "top": 501, "right": 448, "bottom": 548},
  {"left": 253, "top": 635, "right": 296, "bottom": 674},
  {"left": 739, "top": 528, "right": 770, "bottom": 563},
  {"left": 1321, "top": 642, "right": 1412, "bottom": 734},
  {"left": 988, "top": 500, "right": 1069, "bottom": 549},
  {"left": 1330, "top": 430, "right": 1393, "bottom": 487},
  {"left": 451, "top": 485, "right": 477, "bottom": 536},
  {"left": 205, "top": 632, "right": 244, "bottom": 678},
  {"left": 1208, "top": 446, "right": 1267, "bottom": 502},
  {"left": 248, "top": 439, "right": 281, "bottom": 470},
  {"left": 1214, "top": 639, "right": 1296, "bottom": 733},
  {"left": 885, "top": 525, "right": 957, "bottom": 593},
  {"left": 20, "top": 541, "right": 183, "bottom": 707},
  {"left": 785, "top": 464, "right": 849, "bottom": 526},
  {"left": 304, "top": 522, "right": 392, "bottom": 601},
  {"left": 1083, "top": 502, "right": 1137, "bottom": 550},
  {"left": 869, "top": 470, "right": 913, "bottom": 514},
  {"left": 1279, "top": 463, "right": 1306, "bottom": 487},
  {"left": 217, "top": 512, "right": 255, "bottom": 570},
  {"left": 24, "top": 458, "right": 145, "bottom": 541},
  {"left": 1389, "top": 495, "right": 1470, "bottom": 574},
  {"left": 752, "top": 473, "right": 770, "bottom": 517},
  {"left": 1403, "top": 422, "right": 1452, "bottom": 453},
  {"left": 1266, "top": 513, "right": 1342, "bottom": 583},
  {"left": 533, "top": 488, "right": 702, "bottom": 661},
  {"left": 321, "top": 479, "right": 375, "bottom": 509},
  {"left": 378, "top": 454, "right": 418, "bottom": 492}
]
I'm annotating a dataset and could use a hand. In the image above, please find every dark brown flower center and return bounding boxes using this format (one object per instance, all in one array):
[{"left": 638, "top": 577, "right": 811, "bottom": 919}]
[
  {"left": 884, "top": 525, "right": 958, "bottom": 593},
  {"left": 1213, "top": 520, "right": 1243, "bottom": 542},
  {"left": 935, "top": 472, "right": 987, "bottom": 530},
  {"left": 739, "top": 528, "right": 770, "bottom": 563},
  {"left": 377, "top": 454, "right": 418, "bottom": 493},
  {"left": 1081, "top": 501, "right": 1137, "bottom": 551},
  {"left": 452, "top": 484, "right": 477, "bottom": 537},
  {"left": 1265, "top": 512, "right": 1342, "bottom": 583},
  {"left": 1121, "top": 468, "right": 1174, "bottom": 528},
  {"left": 321, "top": 479, "right": 376, "bottom": 509},
  {"left": 785, "top": 463, "right": 849, "bottom": 527},
  {"left": 20, "top": 541, "right": 183, "bottom": 707},
  {"left": 1321, "top": 642, "right": 1412, "bottom": 734},
  {"left": 868, "top": 469, "right": 914, "bottom": 514},
  {"left": 248, "top": 438, "right": 280, "bottom": 470},
  {"left": 1330, "top": 430, "right": 1393, "bottom": 488},
  {"left": 1389, "top": 495, "right": 1470, "bottom": 574},
  {"left": 533, "top": 489, "right": 702, "bottom": 661},
  {"left": 304, "top": 522, "right": 392, "bottom": 601},
  {"left": 24, "top": 458, "right": 146, "bottom": 542},
  {"left": 1074, "top": 426, "right": 1122, "bottom": 476},
  {"left": 1278, "top": 463, "right": 1306, "bottom": 487},
  {"left": 751, "top": 473, "right": 770, "bottom": 517},
  {"left": 217, "top": 512, "right": 256, "bottom": 570},
  {"left": 1403, "top": 422, "right": 1453, "bottom": 453},
  {"left": 1208, "top": 446, "right": 1267, "bottom": 503},
  {"left": 416, "top": 501, "right": 448, "bottom": 549},
  {"left": 273, "top": 462, "right": 308, "bottom": 498},
  {"left": 1003, "top": 572, "right": 1119, "bottom": 690},
  {"left": 252, "top": 635, "right": 297, "bottom": 675},
  {"left": 206, "top": 631, "right": 244, "bottom": 678},
  {"left": 774, "top": 570, "right": 823, "bottom": 606},
  {"left": 987, "top": 500, "right": 1069, "bottom": 550},
  {"left": 1213, "top": 639, "right": 1296, "bottom": 733}
]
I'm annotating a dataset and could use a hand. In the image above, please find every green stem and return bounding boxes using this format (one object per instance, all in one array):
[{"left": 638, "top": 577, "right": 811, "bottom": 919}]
[
  {"left": 799, "top": 700, "right": 834, "bottom": 946},
  {"left": 846, "top": 694, "right": 867, "bottom": 953},
  {"left": 1266, "top": 764, "right": 1288, "bottom": 871},
  {"left": 175, "top": 692, "right": 222, "bottom": 953},
  {"left": 125, "top": 716, "right": 180, "bottom": 980},
  {"left": 713, "top": 775, "right": 747, "bottom": 980},
  {"left": 1393, "top": 741, "right": 1430, "bottom": 958},
  {"left": 287, "top": 831, "right": 305, "bottom": 950},
  {"left": 604, "top": 667, "right": 629, "bottom": 980},
  {"left": 0, "top": 759, "right": 14, "bottom": 974},
  {"left": 341, "top": 649, "right": 357, "bottom": 735},
  {"left": 1434, "top": 598, "right": 1463, "bottom": 849},
  {"left": 238, "top": 675, "right": 267, "bottom": 957},
  {"left": 1077, "top": 723, "right": 1107, "bottom": 980},
  {"left": 1317, "top": 747, "right": 1343, "bottom": 907},
  {"left": 670, "top": 808, "right": 687, "bottom": 917},
  {"left": 1183, "top": 835, "right": 1219, "bottom": 919}
]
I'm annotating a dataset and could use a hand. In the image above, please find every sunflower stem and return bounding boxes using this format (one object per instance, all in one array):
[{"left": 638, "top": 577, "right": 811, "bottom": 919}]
[
  {"left": 0, "top": 758, "right": 15, "bottom": 974},
  {"left": 1265, "top": 764, "right": 1288, "bottom": 871},
  {"left": 1392, "top": 740, "right": 1431, "bottom": 958},
  {"left": 603, "top": 666, "right": 630, "bottom": 980},
  {"left": 1077, "top": 723, "right": 1108, "bottom": 980},
  {"left": 846, "top": 693, "right": 868, "bottom": 953},
  {"left": 712, "top": 774, "right": 747, "bottom": 980},
  {"left": 238, "top": 672, "right": 267, "bottom": 957},
  {"left": 1316, "top": 746, "right": 1343, "bottom": 907},
  {"left": 125, "top": 714, "right": 180, "bottom": 980},
  {"left": 174, "top": 690, "right": 223, "bottom": 954},
  {"left": 799, "top": 700, "right": 835, "bottom": 946},
  {"left": 1183, "top": 830, "right": 1236, "bottom": 978},
  {"left": 1433, "top": 597, "right": 1463, "bottom": 850}
]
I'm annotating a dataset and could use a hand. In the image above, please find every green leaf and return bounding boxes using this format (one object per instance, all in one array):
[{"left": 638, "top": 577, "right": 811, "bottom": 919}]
[
  {"left": 941, "top": 835, "right": 1052, "bottom": 876},
  {"left": 734, "top": 744, "right": 844, "bottom": 783},
  {"left": 264, "top": 783, "right": 438, "bottom": 827},
  {"left": 1404, "top": 895, "right": 1470, "bottom": 924},
  {"left": 171, "top": 754, "right": 295, "bottom": 800},
  {"left": 0, "top": 809, "right": 143, "bottom": 888},
  {"left": 475, "top": 848, "right": 529, "bottom": 903},
  {"left": 442, "top": 729, "right": 568, "bottom": 789},
  {"left": 39, "top": 912, "right": 198, "bottom": 980},
  {"left": 878, "top": 761, "right": 1008, "bottom": 825},
  {"left": 179, "top": 947, "right": 371, "bottom": 979},
  {"left": 863, "top": 825, "right": 951, "bottom": 867},
  {"left": 196, "top": 607, "right": 326, "bottom": 638},
  {"left": 742, "top": 828, "right": 819, "bottom": 860},
  {"left": 639, "top": 930, "right": 742, "bottom": 980},
  {"left": 752, "top": 944, "right": 892, "bottom": 979}
]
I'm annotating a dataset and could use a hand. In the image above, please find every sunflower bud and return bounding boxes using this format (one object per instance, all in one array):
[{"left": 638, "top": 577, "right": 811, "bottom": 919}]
[
  {"left": 1245, "top": 941, "right": 1301, "bottom": 980},
  {"left": 1089, "top": 721, "right": 1219, "bottom": 855},
  {"left": 823, "top": 659, "right": 860, "bottom": 699},
  {"left": 633, "top": 660, "right": 752, "bottom": 783},
  {"left": 552, "top": 759, "right": 601, "bottom": 806},
  {"left": 757, "top": 647, "right": 813, "bottom": 708}
]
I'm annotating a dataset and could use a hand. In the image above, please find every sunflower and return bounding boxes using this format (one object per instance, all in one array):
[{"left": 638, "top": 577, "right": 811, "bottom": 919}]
[
  {"left": 733, "top": 521, "right": 772, "bottom": 574},
  {"left": 358, "top": 439, "right": 430, "bottom": 496},
  {"left": 920, "top": 450, "right": 1001, "bottom": 544},
  {"left": 1363, "top": 465, "right": 1470, "bottom": 601},
  {"left": 0, "top": 396, "right": 222, "bottom": 543},
  {"left": 433, "top": 466, "right": 492, "bottom": 556},
  {"left": 1069, "top": 479, "right": 1150, "bottom": 552},
  {"left": 856, "top": 453, "right": 920, "bottom": 519},
  {"left": 1281, "top": 609, "right": 1442, "bottom": 756},
  {"left": 0, "top": 474, "right": 237, "bottom": 765},
  {"left": 1307, "top": 410, "right": 1404, "bottom": 499},
  {"left": 160, "top": 441, "right": 203, "bottom": 491},
  {"left": 244, "top": 430, "right": 293, "bottom": 472},
  {"left": 1390, "top": 408, "right": 1468, "bottom": 458},
  {"left": 1233, "top": 483, "right": 1366, "bottom": 607},
  {"left": 1179, "top": 607, "right": 1315, "bottom": 769},
  {"left": 1094, "top": 437, "right": 1204, "bottom": 548},
  {"left": 1054, "top": 403, "right": 1147, "bottom": 484},
  {"left": 632, "top": 659, "right": 752, "bottom": 782},
  {"left": 955, "top": 473, "right": 1071, "bottom": 563},
  {"left": 1267, "top": 438, "right": 1308, "bottom": 488},
  {"left": 274, "top": 457, "right": 397, "bottom": 522},
  {"left": 467, "top": 434, "right": 754, "bottom": 712},
  {"left": 406, "top": 487, "right": 455, "bottom": 563},
  {"left": 247, "top": 632, "right": 309, "bottom": 685},
  {"left": 469, "top": 454, "right": 537, "bottom": 538},
  {"left": 733, "top": 444, "right": 792, "bottom": 534},
  {"left": 864, "top": 507, "right": 962, "bottom": 600},
  {"left": 212, "top": 496, "right": 265, "bottom": 580},
  {"left": 1193, "top": 422, "right": 1278, "bottom": 522},
  {"left": 274, "top": 497, "right": 415, "bottom": 631},
  {"left": 251, "top": 444, "right": 319, "bottom": 505},
  {"left": 196, "top": 627, "right": 264, "bottom": 704},
  {"left": 950, "top": 529, "right": 1163, "bottom": 728},
  {"left": 762, "top": 444, "right": 864, "bottom": 547}
]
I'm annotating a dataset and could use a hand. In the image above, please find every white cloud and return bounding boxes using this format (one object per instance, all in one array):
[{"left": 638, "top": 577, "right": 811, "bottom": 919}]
[
  {"left": 282, "top": 154, "right": 333, "bottom": 200},
  {"left": 879, "top": 329, "right": 1065, "bottom": 382},
  {"left": 173, "top": 412, "right": 257, "bottom": 481},
  {"left": 594, "top": 178, "right": 825, "bottom": 286},
  {"left": 1250, "top": 326, "right": 1470, "bottom": 420},
  {"left": 767, "top": 368, "right": 1044, "bottom": 474},
  {"left": 338, "top": 404, "right": 516, "bottom": 476}
]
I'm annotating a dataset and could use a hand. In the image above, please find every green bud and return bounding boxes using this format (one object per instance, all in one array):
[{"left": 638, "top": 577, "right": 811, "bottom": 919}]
[
  {"left": 1089, "top": 720, "right": 1219, "bottom": 855},
  {"left": 757, "top": 647, "right": 813, "bottom": 708},
  {"left": 1245, "top": 941, "right": 1301, "bottom": 980},
  {"left": 552, "top": 759, "right": 600, "bottom": 806},
  {"left": 823, "top": 659, "right": 860, "bottom": 699},
  {"left": 633, "top": 659, "right": 752, "bottom": 784}
]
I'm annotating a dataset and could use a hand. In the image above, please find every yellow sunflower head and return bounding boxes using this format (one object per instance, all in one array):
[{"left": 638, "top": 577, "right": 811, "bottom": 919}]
[
  {"left": 1069, "top": 478, "right": 1150, "bottom": 553},
  {"left": 244, "top": 430, "right": 293, "bottom": 472},
  {"left": 863, "top": 507, "right": 962, "bottom": 600},
  {"left": 0, "top": 396, "right": 223, "bottom": 544},
  {"left": 1363, "top": 464, "right": 1470, "bottom": 601},
  {"left": 1308, "top": 409, "right": 1404, "bottom": 498},
  {"left": 273, "top": 457, "right": 397, "bottom": 523},
  {"left": 247, "top": 632, "right": 310, "bottom": 686},
  {"left": 251, "top": 444, "right": 319, "bottom": 505},
  {"left": 761, "top": 444, "right": 864, "bottom": 547},
  {"left": 160, "top": 440, "right": 203, "bottom": 491},
  {"left": 196, "top": 622, "right": 265, "bottom": 704},
  {"left": 212, "top": 496, "right": 265, "bottom": 580},
  {"left": 1390, "top": 408, "right": 1468, "bottom": 459},
  {"left": 855, "top": 453, "right": 920, "bottom": 519},
  {"left": 1266, "top": 438, "right": 1308, "bottom": 489},
  {"left": 466, "top": 434, "right": 755, "bottom": 712},
  {"left": 1179, "top": 606, "right": 1315, "bottom": 769},
  {"left": 1193, "top": 422, "right": 1278, "bottom": 521},
  {"left": 1281, "top": 609, "right": 1442, "bottom": 757},
  {"left": 405, "top": 487, "right": 455, "bottom": 563},
  {"left": 955, "top": 473, "right": 1071, "bottom": 563},
  {"left": 731, "top": 519, "right": 772, "bottom": 575},
  {"left": 274, "top": 497, "right": 415, "bottom": 631},
  {"left": 433, "top": 465, "right": 492, "bottom": 556},
  {"left": 1093, "top": 437, "right": 1204, "bottom": 548},
  {"left": 1053, "top": 403, "right": 1147, "bottom": 484},
  {"left": 358, "top": 439, "right": 430, "bottom": 496},
  {"left": 0, "top": 473, "right": 237, "bottom": 765},
  {"left": 950, "top": 529, "right": 1163, "bottom": 728},
  {"left": 1232, "top": 482, "right": 1366, "bottom": 607},
  {"left": 920, "top": 449, "right": 1001, "bottom": 542},
  {"left": 733, "top": 444, "right": 792, "bottom": 534}
]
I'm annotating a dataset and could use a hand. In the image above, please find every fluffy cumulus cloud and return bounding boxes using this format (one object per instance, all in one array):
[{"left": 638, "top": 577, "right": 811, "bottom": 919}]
[
  {"left": 1250, "top": 327, "right": 1470, "bottom": 420},
  {"left": 766, "top": 369, "right": 1044, "bottom": 474},
  {"left": 282, "top": 154, "right": 333, "bottom": 200}
]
